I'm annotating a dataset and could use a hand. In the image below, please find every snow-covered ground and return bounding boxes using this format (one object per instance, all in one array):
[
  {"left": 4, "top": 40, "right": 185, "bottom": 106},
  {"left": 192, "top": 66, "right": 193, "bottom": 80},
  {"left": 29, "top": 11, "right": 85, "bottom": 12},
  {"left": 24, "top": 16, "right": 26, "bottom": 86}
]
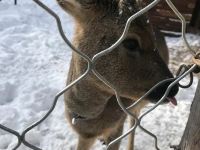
[{"left": 0, "top": 1, "right": 199, "bottom": 150}]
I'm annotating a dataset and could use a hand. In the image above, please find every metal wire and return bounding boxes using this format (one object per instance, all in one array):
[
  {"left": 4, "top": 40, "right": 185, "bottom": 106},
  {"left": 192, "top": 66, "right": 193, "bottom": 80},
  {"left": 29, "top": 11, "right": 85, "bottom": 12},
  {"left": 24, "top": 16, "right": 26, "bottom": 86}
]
[
  {"left": 176, "top": 64, "right": 194, "bottom": 88},
  {"left": 165, "top": 0, "right": 196, "bottom": 56},
  {"left": 0, "top": 0, "right": 198, "bottom": 150}
]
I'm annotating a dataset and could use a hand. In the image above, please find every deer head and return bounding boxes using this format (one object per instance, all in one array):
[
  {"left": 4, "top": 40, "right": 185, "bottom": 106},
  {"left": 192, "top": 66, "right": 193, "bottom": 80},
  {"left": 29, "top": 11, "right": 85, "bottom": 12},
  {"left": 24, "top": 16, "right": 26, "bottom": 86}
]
[{"left": 57, "top": 0, "right": 179, "bottom": 118}]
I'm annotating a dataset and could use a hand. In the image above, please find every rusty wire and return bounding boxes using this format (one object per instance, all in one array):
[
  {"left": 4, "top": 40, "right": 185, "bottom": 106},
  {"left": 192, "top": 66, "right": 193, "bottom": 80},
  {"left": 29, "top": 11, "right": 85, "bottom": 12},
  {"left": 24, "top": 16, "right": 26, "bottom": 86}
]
[{"left": 0, "top": 0, "right": 199, "bottom": 150}]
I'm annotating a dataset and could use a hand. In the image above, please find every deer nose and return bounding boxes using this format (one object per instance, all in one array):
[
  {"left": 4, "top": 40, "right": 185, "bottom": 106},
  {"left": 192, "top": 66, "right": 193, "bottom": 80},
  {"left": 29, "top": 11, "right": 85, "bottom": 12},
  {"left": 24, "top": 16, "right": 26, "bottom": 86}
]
[{"left": 147, "top": 80, "right": 179, "bottom": 104}]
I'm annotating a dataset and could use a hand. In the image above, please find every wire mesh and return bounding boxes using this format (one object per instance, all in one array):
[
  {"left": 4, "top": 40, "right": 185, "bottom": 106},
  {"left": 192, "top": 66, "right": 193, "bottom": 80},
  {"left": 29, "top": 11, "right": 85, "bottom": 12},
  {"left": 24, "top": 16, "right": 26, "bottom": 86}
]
[{"left": 0, "top": 0, "right": 199, "bottom": 150}]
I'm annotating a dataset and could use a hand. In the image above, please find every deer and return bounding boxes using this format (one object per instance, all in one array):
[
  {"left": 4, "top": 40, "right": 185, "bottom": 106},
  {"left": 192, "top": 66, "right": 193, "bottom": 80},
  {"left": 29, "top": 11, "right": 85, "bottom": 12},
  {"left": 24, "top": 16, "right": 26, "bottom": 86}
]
[{"left": 56, "top": 0, "right": 179, "bottom": 150}]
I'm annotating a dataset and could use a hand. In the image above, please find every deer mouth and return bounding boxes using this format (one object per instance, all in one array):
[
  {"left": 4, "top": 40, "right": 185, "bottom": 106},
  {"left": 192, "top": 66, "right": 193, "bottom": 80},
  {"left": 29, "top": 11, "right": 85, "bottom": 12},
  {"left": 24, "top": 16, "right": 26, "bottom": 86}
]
[
  {"left": 147, "top": 95, "right": 178, "bottom": 106},
  {"left": 146, "top": 81, "right": 179, "bottom": 105}
]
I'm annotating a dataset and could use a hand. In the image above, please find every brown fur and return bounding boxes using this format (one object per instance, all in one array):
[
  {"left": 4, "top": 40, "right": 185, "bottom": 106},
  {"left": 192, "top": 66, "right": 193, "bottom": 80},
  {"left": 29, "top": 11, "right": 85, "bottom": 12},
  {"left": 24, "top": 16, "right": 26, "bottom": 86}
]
[{"left": 57, "top": 0, "right": 178, "bottom": 149}]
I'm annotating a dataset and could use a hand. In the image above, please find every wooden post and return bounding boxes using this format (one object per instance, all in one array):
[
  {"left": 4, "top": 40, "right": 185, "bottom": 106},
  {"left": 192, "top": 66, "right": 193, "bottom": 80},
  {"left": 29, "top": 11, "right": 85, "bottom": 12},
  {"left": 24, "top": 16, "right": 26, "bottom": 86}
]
[{"left": 177, "top": 80, "right": 200, "bottom": 150}]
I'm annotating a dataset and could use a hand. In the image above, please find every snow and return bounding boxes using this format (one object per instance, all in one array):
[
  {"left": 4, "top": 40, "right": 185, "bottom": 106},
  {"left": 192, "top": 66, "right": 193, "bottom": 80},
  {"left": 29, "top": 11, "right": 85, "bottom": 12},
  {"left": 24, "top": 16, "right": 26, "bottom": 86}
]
[{"left": 0, "top": 0, "right": 199, "bottom": 150}]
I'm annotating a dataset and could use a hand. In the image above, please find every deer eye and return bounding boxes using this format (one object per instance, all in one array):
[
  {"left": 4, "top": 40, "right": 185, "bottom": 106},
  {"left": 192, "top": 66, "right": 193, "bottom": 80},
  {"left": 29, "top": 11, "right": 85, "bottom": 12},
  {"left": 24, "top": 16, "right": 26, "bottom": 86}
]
[{"left": 123, "top": 38, "right": 140, "bottom": 52}]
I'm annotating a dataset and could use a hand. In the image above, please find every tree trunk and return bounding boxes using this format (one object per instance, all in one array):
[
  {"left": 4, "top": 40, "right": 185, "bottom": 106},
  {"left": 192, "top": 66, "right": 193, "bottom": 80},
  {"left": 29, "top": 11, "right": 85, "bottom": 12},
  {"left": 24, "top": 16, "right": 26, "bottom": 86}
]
[{"left": 178, "top": 80, "right": 200, "bottom": 150}]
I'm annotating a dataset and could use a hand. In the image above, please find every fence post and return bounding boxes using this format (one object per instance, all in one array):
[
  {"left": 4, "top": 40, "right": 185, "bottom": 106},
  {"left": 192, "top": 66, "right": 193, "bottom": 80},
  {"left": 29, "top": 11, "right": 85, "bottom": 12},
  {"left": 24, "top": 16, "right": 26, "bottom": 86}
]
[{"left": 178, "top": 79, "right": 200, "bottom": 150}]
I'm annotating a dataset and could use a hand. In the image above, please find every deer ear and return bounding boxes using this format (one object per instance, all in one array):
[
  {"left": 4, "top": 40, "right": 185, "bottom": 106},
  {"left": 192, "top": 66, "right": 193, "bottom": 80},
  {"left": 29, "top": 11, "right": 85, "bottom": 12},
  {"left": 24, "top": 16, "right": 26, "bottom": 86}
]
[{"left": 57, "top": 0, "right": 83, "bottom": 19}]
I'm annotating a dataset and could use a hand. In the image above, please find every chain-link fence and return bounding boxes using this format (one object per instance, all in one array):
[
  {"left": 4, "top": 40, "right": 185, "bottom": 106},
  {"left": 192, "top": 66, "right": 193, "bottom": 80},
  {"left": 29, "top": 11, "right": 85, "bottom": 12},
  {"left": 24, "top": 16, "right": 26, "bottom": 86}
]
[{"left": 0, "top": 0, "right": 200, "bottom": 150}]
